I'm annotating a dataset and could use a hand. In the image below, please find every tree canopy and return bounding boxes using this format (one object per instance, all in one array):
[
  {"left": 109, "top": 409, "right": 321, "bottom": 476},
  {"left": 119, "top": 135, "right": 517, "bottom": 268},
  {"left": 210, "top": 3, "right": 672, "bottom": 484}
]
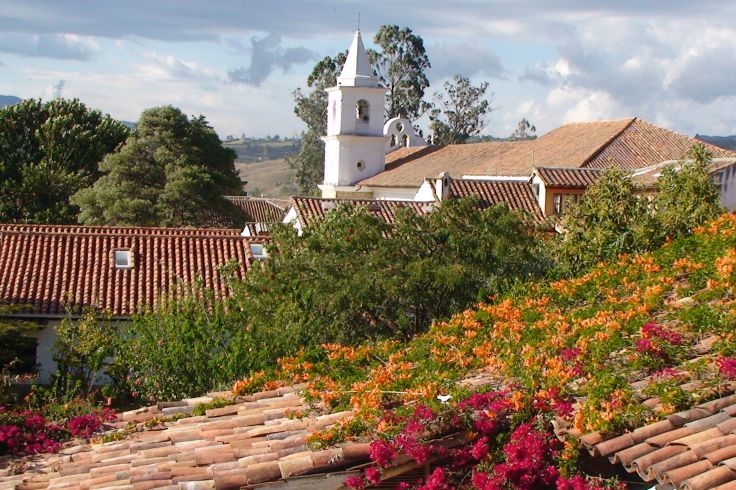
[
  {"left": 0, "top": 98, "right": 129, "bottom": 224},
  {"left": 232, "top": 198, "right": 547, "bottom": 361},
  {"left": 554, "top": 146, "right": 722, "bottom": 275},
  {"left": 370, "top": 25, "right": 431, "bottom": 121},
  {"left": 72, "top": 106, "right": 243, "bottom": 227},
  {"left": 429, "top": 75, "right": 493, "bottom": 145}
]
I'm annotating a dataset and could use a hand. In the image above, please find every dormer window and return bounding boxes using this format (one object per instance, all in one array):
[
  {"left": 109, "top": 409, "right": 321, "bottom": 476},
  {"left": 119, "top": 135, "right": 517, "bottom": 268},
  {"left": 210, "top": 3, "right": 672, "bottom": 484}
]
[
  {"left": 114, "top": 250, "right": 132, "bottom": 269},
  {"left": 250, "top": 243, "right": 268, "bottom": 260},
  {"left": 356, "top": 100, "right": 369, "bottom": 121}
]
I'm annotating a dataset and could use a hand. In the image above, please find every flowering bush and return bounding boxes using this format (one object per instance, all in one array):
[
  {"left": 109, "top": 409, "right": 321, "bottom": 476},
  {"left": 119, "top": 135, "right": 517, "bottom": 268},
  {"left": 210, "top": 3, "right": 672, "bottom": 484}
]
[
  {"left": 0, "top": 406, "right": 115, "bottom": 456},
  {"left": 233, "top": 212, "right": 736, "bottom": 488}
]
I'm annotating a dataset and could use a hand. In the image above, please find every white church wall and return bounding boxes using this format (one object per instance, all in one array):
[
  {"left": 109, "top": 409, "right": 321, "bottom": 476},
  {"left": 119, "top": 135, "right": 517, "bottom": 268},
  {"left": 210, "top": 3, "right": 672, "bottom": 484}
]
[
  {"left": 384, "top": 117, "right": 426, "bottom": 153},
  {"left": 714, "top": 165, "right": 736, "bottom": 210}
]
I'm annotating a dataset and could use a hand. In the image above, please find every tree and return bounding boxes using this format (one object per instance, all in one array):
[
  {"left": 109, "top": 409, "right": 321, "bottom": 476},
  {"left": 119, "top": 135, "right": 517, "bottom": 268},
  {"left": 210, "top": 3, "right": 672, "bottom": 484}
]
[
  {"left": 553, "top": 168, "right": 651, "bottom": 275},
  {"left": 654, "top": 143, "right": 721, "bottom": 240},
  {"left": 72, "top": 106, "right": 244, "bottom": 227},
  {"left": 232, "top": 198, "right": 546, "bottom": 358},
  {"left": 0, "top": 98, "right": 129, "bottom": 223},
  {"left": 287, "top": 52, "right": 346, "bottom": 194},
  {"left": 371, "top": 25, "right": 431, "bottom": 121},
  {"left": 117, "top": 289, "right": 253, "bottom": 401},
  {"left": 509, "top": 118, "right": 537, "bottom": 140},
  {"left": 429, "top": 75, "right": 493, "bottom": 145}
]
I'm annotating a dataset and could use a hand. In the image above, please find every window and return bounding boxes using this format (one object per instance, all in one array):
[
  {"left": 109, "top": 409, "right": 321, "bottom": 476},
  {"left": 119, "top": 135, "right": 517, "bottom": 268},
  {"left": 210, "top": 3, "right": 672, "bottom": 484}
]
[
  {"left": 114, "top": 250, "right": 132, "bottom": 269},
  {"left": 402, "top": 134, "right": 409, "bottom": 147},
  {"left": 396, "top": 122, "right": 404, "bottom": 132},
  {"left": 250, "top": 243, "right": 268, "bottom": 260},
  {"left": 356, "top": 160, "right": 365, "bottom": 171},
  {"left": 356, "top": 100, "right": 369, "bottom": 121},
  {"left": 390, "top": 134, "right": 397, "bottom": 146}
]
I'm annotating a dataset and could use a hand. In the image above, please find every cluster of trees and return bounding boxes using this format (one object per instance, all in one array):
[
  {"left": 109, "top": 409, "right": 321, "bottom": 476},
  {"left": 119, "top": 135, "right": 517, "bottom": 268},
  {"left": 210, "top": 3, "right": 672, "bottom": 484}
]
[
  {"left": 33, "top": 143, "right": 724, "bottom": 401},
  {"left": 554, "top": 144, "right": 722, "bottom": 274},
  {"left": 0, "top": 100, "right": 244, "bottom": 227},
  {"left": 288, "top": 25, "right": 497, "bottom": 193}
]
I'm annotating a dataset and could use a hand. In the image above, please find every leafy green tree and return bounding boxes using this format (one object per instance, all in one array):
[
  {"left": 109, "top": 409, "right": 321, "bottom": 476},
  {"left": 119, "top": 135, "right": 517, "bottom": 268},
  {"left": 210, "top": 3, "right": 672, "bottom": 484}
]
[
  {"left": 654, "top": 143, "right": 722, "bottom": 240},
  {"left": 53, "top": 310, "right": 117, "bottom": 393},
  {"left": 0, "top": 98, "right": 129, "bottom": 223},
  {"left": 509, "top": 118, "right": 537, "bottom": 140},
  {"left": 287, "top": 53, "right": 346, "bottom": 194},
  {"left": 429, "top": 75, "right": 493, "bottom": 145},
  {"left": 117, "top": 289, "right": 252, "bottom": 401},
  {"left": 233, "top": 198, "right": 546, "bottom": 359},
  {"left": 553, "top": 168, "right": 651, "bottom": 275},
  {"left": 72, "top": 106, "right": 243, "bottom": 227},
  {"left": 371, "top": 25, "right": 431, "bottom": 121}
]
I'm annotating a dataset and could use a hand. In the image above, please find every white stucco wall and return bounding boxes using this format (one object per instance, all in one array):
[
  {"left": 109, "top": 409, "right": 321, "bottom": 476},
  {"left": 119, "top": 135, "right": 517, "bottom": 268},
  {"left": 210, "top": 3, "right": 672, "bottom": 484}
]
[{"left": 714, "top": 165, "right": 736, "bottom": 210}]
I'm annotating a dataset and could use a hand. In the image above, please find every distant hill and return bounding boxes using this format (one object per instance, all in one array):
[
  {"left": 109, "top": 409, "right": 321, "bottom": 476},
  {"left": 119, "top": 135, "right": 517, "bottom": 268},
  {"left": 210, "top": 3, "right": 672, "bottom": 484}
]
[
  {"left": 223, "top": 138, "right": 300, "bottom": 163},
  {"left": 0, "top": 95, "right": 21, "bottom": 109},
  {"left": 696, "top": 134, "right": 736, "bottom": 151},
  {"left": 120, "top": 120, "right": 136, "bottom": 130}
]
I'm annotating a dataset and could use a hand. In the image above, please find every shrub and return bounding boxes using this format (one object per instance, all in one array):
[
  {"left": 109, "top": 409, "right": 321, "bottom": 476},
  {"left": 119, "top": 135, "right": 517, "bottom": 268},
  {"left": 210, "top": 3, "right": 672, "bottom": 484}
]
[
  {"left": 117, "top": 288, "right": 252, "bottom": 401},
  {"left": 53, "top": 310, "right": 118, "bottom": 393}
]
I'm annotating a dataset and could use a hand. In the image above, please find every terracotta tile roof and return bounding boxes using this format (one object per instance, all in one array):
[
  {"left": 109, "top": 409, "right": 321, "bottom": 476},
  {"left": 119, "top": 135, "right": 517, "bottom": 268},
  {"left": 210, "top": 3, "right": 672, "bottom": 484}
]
[
  {"left": 360, "top": 118, "right": 736, "bottom": 188},
  {"left": 360, "top": 119, "right": 634, "bottom": 187},
  {"left": 448, "top": 179, "right": 546, "bottom": 225},
  {"left": 0, "top": 223, "right": 242, "bottom": 236},
  {"left": 225, "top": 197, "right": 289, "bottom": 223},
  {"left": 584, "top": 118, "right": 736, "bottom": 171},
  {"left": 552, "top": 331, "right": 736, "bottom": 489},
  {"left": 1, "top": 385, "right": 367, "bottom": 490},
  {"left": 533, "top": 167, "right": 603, "bottom": 189},
  {"left": 632, "top": 158, "right": 736, "bottom": 189},
  {"left": 0, "top": 226, "right": 261, "bottom": 317},
  {"left": 290, "top": 197, "right": 432, "bottom": 229}
]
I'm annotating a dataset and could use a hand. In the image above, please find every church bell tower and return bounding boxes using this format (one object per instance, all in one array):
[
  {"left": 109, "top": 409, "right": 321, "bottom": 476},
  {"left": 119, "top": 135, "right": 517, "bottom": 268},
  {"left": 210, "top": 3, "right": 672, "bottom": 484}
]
[{"left": 318, "top": 31, "right": 387, "bottom": 198}]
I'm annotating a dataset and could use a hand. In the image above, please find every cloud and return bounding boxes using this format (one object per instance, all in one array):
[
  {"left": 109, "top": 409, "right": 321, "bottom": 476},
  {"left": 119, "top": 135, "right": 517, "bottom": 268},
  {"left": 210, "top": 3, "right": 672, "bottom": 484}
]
[
  {"left": 137, "top": 51, "right": 221, "bottom": 84},
  {"left": 0, "top": 33, "right": 98, "bottom": 60},
  {"left": 667, "top": 44, "right": 736, "bottom": 104},
  {"left": 228, "top": 33, "right": 317, "bottom": 86},
  {"left": 428, "top": 42, "right": 504, "bottom": 80}
]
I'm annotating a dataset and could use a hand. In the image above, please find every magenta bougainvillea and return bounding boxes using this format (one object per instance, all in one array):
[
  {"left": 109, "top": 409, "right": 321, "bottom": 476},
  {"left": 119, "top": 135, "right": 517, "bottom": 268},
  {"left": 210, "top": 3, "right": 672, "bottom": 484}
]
[{"left": 0, "top": 407, "right": 115, "bottom": 456}]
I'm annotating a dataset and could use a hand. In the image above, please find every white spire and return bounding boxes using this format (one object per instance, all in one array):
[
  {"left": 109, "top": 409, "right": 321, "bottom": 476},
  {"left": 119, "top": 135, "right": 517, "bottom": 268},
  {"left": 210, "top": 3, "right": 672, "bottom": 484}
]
[{"left": 337, "top": 30, "right": 379, "bottom": 87}]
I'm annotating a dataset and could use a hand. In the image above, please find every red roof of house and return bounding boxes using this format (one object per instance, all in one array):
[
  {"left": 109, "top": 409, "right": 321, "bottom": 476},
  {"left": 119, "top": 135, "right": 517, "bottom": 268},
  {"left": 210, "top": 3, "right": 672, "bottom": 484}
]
[
  {"left": 448, "top": 179, "right": 546, "bottom": 224},
  {"left": 359, "top": 118, "right": 736, "bottom": 188},
  {"left": 0, "top": 223, "right": 242, "bottom": 236},
  {"left": 290, "top": 197, "right": 432, "bottom": 229},
  {"left": 225, "top": 196, "right": 289, "bottom": 223},
  {"left": 532, "top": 167, "right": 603, "bottom": 189},
  {"left": 0, "top": 225, "right": 261, "bottom": 318}
]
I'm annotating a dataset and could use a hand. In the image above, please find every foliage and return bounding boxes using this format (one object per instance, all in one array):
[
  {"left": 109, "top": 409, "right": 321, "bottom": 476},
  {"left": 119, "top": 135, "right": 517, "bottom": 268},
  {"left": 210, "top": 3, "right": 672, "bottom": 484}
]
[
  {"left": 370, "top": 25, "right": 431, "bottom": 121},
  {"left": 654, "top": 143, "right": 722, "bottom": 241},
  {"left": 232, "top": 198, "right": 546, "bottom": 364},
  {"left": 287, "top": 52, "right": 346, "bottom": 193},
  {"left": 233, "top": 212, "right": 736, "bottom": 487},
  {"left": 0, "top": 98, "right": 129, "bottom": 224},
  {"left": 553, "top": 168, "right": 651, "bottom": 275},
  {"left": 429, "top": 75, "right": 493, "bottom": 145},
  {"left": 72, "top": 106, "right": 243, "bottom": 227},
  {"left": 0, "top": 310, "right": 40, "bottom": 374},
  {"left": 555, "top": 147, "right": 722, "bottom": 276},
  {"left": 117, "top": 288, "right": 252, "bottom": 401},
  {"left": 509, "top": 118, "right": 537, "bottom": 140},
  {"left": 192, "top": 398, "right": 237, "bottom": 416},
  {"left": 0, "top": 406, "right": 114, "bottom": 456},
  {"left": 53, "top": 310, "right": 118, "bottom": 393}
]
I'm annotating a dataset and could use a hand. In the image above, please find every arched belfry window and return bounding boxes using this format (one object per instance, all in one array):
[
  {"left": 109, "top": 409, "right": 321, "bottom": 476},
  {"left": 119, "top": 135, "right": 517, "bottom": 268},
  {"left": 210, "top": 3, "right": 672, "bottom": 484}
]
[
  {"left": 402, "top": 134, "right": 409, "bottom": 147},
  {"left": 356, "top": 100, "right": 369, "bottom": 121}
]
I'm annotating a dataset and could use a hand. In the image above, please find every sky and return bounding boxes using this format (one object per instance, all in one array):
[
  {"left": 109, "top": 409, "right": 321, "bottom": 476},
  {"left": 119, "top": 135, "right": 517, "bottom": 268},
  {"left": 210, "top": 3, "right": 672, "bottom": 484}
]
[{"left": 2, "top": 1, "right": 736, "bottom": 139}]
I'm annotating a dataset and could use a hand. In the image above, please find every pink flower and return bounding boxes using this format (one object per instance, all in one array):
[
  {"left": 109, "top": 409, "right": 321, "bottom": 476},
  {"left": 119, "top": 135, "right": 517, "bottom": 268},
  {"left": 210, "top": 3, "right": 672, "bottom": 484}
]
[
  {"left": 344, "top": 476, "right": 365, "bottom": 489},
  {"left": 364, "top": 467, "right": 381, "bottom": 485}
]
